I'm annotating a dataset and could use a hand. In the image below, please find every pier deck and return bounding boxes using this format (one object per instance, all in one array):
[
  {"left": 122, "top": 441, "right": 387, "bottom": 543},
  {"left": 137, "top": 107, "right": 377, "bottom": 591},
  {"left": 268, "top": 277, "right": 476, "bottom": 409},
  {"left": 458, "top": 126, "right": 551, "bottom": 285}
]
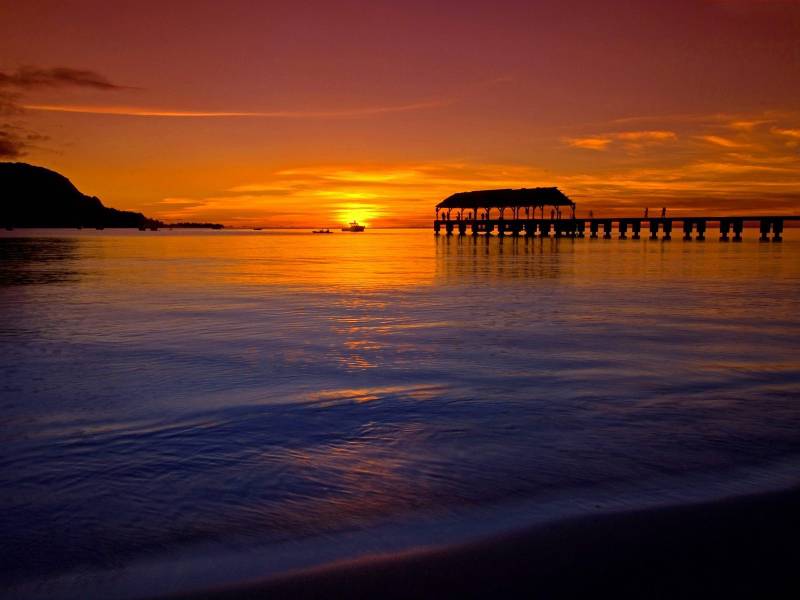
[{"left": 433, "top": 216, "right": 800, "bottom": 241}]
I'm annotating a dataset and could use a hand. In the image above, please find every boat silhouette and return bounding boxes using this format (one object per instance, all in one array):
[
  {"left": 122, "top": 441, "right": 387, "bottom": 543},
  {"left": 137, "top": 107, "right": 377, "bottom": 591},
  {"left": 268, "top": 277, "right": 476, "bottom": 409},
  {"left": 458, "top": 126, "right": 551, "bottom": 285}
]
[{"left": 341, "top": 221, "right": 365, "bottom": 232}]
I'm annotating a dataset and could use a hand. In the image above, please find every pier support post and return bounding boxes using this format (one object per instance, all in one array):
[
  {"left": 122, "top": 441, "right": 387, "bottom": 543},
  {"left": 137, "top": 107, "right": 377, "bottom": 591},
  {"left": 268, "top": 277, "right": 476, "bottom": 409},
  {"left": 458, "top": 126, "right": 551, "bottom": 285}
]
[
  {"left": 719, "top": 219, "right": 730, "bottom": 242},
  {"left": 773, "top": 218, "right": 783, "bottom": 242},
  {"left": 471, "top": 222, "right": 479, "bottom": 236},
  {"left": 759, "top": 219, "right": 771, "bottom": 242},
  {"left": 732, "top": 219, "right": 743, "bottom": 242},
  {"left": 458, "top": 222, "right": 467, "bottom": 235},
  {"left": 434, "top": 221, "right": 441, "bottom": 235},
  {"left": 590, "top": 221, "right": 599, "bottom": 239},
  {"left": 663, "top": 220, "right": 672, "bottom": 240},
  {"left": 485, "top": 222, "right": 494, "bottom": 236},
  {"left": 603, "top": 221, "right": 612, "bottom": 239},
  {"left": 696, "top": 220, "right": 706, "bottom": 241},
  {"left": 576, "top": 220, "right": 585, "bottom": 238},
  {"left": 649, "top": 220, "right": 659, "bottom": 240},
  {"left": 445, "top": 222, "right": 454, "bottom": 236},
  {"left": 683, "top": 220, "right": 693, "bottom": 241},
  {"left": 631, "top": 221, "right": 641, "bottom": 240},
  {"left": 618, "top": 220, "right": 628, "bottom": 239},
  {"left": 540, "top": 221, "right": 550, "bottom": 238}
]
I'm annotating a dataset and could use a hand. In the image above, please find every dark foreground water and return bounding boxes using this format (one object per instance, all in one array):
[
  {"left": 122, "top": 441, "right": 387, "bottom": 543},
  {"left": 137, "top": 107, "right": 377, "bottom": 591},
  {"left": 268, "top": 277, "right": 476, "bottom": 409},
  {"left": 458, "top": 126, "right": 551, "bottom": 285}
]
[{"left": 1, "top": 229, "right": 799, "bottom": 598}]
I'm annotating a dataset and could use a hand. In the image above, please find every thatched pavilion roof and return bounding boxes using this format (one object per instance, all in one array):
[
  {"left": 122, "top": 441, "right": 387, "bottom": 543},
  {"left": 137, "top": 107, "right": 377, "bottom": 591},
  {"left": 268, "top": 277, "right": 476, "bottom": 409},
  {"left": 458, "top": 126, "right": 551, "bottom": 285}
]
[{"left": 436, "top": 187, "right": 573, "bottom": 210}]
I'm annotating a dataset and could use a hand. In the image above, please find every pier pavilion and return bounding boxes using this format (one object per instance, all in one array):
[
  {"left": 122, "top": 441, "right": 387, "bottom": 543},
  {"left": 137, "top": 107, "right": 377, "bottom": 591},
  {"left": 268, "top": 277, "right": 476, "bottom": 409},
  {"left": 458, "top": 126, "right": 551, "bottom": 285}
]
[{"left": 433, "top": 187, "right": 798, "bottom": 241}]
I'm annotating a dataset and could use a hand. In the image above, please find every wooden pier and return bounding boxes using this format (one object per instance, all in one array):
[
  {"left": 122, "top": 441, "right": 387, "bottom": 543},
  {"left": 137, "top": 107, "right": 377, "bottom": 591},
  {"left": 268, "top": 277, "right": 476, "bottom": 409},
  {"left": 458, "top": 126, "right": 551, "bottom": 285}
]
[{"left": 433, "top": 188, "right": 798, "bottom": 242}]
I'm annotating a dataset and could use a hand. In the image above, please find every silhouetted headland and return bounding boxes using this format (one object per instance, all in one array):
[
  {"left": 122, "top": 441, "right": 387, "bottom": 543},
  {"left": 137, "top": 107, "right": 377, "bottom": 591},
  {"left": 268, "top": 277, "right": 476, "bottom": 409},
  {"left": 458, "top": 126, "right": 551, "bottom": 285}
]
[{"left": 0, "top": 163, "right": 222, "bottom": 230}]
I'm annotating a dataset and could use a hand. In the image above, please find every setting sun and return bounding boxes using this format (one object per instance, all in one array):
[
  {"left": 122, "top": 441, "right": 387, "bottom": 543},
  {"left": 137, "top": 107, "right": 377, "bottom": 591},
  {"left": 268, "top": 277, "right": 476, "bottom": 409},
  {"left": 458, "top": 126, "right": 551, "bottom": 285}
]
[{"left": 334, "top": 202, "right": 383, "bottom": 227}]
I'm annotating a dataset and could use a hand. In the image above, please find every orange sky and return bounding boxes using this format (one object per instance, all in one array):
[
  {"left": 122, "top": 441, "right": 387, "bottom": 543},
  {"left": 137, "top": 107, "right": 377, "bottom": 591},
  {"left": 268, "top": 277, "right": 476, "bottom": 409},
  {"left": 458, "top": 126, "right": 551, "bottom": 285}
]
[{"left": 1, "top": 0, "right": 799, "bottom": 226}]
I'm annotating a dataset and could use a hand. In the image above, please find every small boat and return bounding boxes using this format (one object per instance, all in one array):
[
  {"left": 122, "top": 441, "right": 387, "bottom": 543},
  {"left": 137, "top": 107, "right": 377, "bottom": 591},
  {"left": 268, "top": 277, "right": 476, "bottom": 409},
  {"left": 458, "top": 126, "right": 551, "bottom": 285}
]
[
  {"left": 253, "top": 227, "right": 262, "bottom": 231},
  {"left": 341, "top": 221, "right": 365, "bottom": 232},
  {"left": 312, "top": 229, "right": 333, "bottom": 234}
]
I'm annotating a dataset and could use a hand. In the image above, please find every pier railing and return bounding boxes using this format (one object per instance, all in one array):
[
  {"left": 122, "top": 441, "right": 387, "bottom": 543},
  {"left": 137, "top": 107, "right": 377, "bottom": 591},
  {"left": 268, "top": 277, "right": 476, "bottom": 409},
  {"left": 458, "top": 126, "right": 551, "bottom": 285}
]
[{"left": 433, "top": 216, "right": 800, "bottom": 242}]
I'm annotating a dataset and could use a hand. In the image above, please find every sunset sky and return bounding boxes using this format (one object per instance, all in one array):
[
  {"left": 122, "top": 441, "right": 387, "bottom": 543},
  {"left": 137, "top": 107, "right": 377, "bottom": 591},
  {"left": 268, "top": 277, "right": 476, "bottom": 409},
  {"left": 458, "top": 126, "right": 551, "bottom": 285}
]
[{"left": 2, "top": 0, "right": 799, "bottom": 227}]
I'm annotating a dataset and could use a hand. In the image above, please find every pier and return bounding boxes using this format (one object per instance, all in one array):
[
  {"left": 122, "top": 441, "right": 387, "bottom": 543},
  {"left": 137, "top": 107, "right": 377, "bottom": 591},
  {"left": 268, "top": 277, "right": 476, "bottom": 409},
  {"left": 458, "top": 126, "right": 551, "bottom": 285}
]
[{"left": 433, "top": 188, "right": 798, "bottom": 242}]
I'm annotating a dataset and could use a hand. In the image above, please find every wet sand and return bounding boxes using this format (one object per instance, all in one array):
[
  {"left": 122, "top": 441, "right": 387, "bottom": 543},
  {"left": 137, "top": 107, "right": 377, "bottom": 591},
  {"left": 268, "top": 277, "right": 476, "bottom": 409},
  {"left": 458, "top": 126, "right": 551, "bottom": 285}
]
[{"left": 166, "top": 485, "right": 800, "bottom": 599}]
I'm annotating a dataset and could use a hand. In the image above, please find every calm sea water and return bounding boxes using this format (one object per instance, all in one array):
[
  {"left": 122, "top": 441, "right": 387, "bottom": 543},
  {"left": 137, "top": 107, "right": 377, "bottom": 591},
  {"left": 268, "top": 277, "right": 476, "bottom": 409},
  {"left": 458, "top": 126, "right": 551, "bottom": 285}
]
[{"left": 2, "top": 229, "right": 800, "bottom": 598}]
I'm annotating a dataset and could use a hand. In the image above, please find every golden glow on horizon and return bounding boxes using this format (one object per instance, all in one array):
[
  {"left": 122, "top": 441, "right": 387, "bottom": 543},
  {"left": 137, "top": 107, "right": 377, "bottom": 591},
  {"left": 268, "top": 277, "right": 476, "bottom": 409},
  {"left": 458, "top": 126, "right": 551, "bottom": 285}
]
[
  {"left": 334, "top": 203, "right": 383, "bottom": 227},
  {"left": 145, "top": 113, "right": 800, "bottom": 227}
]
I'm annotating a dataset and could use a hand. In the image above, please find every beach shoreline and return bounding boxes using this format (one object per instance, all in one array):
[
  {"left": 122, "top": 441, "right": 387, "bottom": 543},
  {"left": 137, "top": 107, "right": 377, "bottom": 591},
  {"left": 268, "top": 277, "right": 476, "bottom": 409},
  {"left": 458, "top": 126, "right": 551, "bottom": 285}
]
[{"left": 164, "top": 484, "right": 800, "bottom": 599}]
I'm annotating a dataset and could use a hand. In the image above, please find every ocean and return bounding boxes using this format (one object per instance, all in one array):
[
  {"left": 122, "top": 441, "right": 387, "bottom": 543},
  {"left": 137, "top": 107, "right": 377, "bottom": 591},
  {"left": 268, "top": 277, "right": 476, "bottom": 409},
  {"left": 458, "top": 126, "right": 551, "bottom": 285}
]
[{"left": 1, "top": 228, "right": 799, "bottom": 598}]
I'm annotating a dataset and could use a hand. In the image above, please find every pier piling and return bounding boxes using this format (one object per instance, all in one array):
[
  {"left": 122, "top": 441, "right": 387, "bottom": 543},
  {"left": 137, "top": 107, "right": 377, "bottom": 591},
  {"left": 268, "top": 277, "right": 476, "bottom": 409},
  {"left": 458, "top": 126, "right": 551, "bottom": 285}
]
[
  {"left": 733, "top": 219, "right": 743, "bottom": 242},
  {"left": 649, "top": 219, "right": 659, "bottom": 240},
  {"left": 759, "top": 219, "right": 771, "bottom": 242},
  {"left": 434, "top": 214, "right": 795, "bottom": 242},
  {"left": 696, "top": 220, "right": 706, "bottom": 241},
  {"left": 720, "top": 219, "right": 730, "bottom": 242},
  {"left": 773, "top": 218, "right": 783, "bottom": 242}
]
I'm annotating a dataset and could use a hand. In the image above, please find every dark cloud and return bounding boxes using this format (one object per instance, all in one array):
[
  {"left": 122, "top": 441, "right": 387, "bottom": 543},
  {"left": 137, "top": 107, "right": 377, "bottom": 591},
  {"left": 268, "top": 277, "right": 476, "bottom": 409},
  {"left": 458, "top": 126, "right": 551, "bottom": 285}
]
[
  {"left": 0, "top": 123, "right": 50, "bottom": 158},
  {"left": 0, "top": 130, "right": 24, "bottom": 158},
  {"left": 0, "top": 91, "right": 23, "bottom": 116},
  {"left": 0, "top": 66, "right": 127, "bottom": 158},
  {"left": 0, "top": 66, "right": 129, "bottom": 90}
]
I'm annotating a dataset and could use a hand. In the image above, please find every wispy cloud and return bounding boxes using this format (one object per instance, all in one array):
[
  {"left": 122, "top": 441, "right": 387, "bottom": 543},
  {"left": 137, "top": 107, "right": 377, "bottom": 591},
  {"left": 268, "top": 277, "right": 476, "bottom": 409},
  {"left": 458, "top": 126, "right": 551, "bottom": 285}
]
[
  {"left": 564, "top": 130, "right": 677, "bottom": 151},
  {"left": 0, "top": 66, "right": 129, "bottom": 90},
  {"left": 696, "top": 135, "right": 752, "bottom": 148},
  {"left": 22, "top": 99, "right": 450, "bottom": 119},
  {"left": 565, "top": 137, "right": 613, "bottom": 150},
  {"left": 0, "top": 65, "right": 127, "bottom": 157},
  {"left": 0, "top": 131, "right": 23, "bottom": 158},
  {"left": 0, "top": 122, "right": 49, "bottom": 158},
  {"left": 772, "top": 127, "right": 800, "bottom": 149}
]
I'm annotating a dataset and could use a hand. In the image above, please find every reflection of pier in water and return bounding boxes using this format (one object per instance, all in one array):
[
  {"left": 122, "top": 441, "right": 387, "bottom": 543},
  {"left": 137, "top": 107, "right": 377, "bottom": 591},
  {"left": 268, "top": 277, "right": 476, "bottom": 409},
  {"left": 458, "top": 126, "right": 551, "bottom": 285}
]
[
  {"left": 435, "top": 234, "right": 575, "bottom": 284},
  {"left": 433, "top": 187, "right": 799, "bottom": 242}
]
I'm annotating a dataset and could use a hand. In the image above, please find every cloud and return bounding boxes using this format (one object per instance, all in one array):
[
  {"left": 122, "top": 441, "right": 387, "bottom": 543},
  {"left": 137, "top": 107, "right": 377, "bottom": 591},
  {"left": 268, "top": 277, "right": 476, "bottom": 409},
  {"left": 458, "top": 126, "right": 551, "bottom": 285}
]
[
  {"left": 0, "top": 66, "right": 129, "bottom": 90},
  {"left": 696, "top": 135, "right": 752, "bottom": 148},
  {"left": 0, "top": 130, "right": 24, "bottom": 158},
  {"left": 615, "top": 130, "right": 677, "bottom": 142},
  {"left": 772, "top": 127, "right": 800, "bottom": 139},
  {"left": 150, "top": 162, "right": 555, "bottom": 226},
  {"left": 564, "top": 130, "right": 677, "bottom": 151},
  {"left": 565, "top": 137, "right": 613, "bottom": 150},
  {"left": 0, "top": 123, "right": 49, "bottom": 158},
  {"left": 22, "top": 99, "right": 450, "bottom": 119},
  {"left": 0, "top": 65, "right": 128, "bottom": 156},
  {"left": 728, "top": 119, "right": 772, "bottom": 130}
]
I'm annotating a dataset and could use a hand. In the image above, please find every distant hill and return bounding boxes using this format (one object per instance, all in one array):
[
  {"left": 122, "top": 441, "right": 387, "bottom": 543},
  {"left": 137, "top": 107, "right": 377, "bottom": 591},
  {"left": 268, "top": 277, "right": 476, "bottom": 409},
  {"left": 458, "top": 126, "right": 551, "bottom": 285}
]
[{"left": 0, "top": 162, "right": 221, "bottom": 230}]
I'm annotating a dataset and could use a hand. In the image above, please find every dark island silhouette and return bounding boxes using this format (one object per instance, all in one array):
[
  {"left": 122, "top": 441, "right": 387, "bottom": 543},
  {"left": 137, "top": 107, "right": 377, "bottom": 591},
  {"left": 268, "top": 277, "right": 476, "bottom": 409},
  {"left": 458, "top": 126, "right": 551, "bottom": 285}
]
[{"left": 0, "top": 162, "right": 222, "bottom": 229}]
